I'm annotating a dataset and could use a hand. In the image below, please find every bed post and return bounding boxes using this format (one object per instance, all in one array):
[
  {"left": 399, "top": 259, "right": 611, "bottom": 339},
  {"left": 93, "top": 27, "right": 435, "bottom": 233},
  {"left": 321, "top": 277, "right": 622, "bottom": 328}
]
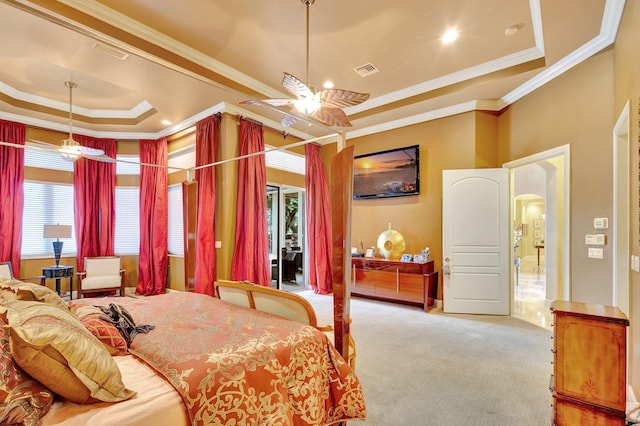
[
  {"left": 182, "top": 180, "right": 198, "bottom": 292},
  {"left": 330, "top": 144, "right": 354, "bottom": 360}
]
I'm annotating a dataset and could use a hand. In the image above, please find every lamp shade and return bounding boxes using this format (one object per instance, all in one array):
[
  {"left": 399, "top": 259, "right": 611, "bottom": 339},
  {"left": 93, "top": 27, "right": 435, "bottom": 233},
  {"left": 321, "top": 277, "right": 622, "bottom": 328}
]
[{"left": 43, "top": 224, "right": 72, "bottom": 239}]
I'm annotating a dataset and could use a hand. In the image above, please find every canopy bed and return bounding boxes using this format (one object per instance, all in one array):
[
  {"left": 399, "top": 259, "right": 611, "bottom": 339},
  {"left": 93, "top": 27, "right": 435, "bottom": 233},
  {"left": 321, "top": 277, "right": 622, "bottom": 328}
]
[{"left": 0, "top": 279, "right": 365, "bottom": 425}]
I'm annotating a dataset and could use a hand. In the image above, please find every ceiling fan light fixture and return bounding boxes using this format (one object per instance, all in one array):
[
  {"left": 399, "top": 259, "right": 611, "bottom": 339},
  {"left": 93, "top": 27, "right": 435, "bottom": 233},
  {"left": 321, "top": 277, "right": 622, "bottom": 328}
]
[
  {"left": 292, "top": 95, "right": 321, "bottom": 115},
  {"left": 60, "top": 138, "right": 81, "bottom": 161}
]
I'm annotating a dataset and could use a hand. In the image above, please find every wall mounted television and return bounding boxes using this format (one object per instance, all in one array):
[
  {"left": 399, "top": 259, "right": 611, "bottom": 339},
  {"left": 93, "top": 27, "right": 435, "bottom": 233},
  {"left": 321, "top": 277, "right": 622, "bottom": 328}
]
[{"left": 353, "top": 145, "right": 420, "bottom": 200}]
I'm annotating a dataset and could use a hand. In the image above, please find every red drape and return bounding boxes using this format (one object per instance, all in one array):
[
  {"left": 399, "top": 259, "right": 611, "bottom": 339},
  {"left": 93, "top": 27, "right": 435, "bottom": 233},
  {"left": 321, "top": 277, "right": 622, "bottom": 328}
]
[
  {"left": 137, "top": 138, "right": 168, "bottom": 296},
  {"left": 73, "top": 136, "right": 116, "bottom": 271},
  {"left": 0, "top": 120, "right": 25, "bottom": 272},
  {"left": 230, "top": 119, "right": 270, "bottom": 286},
  {"left": 305, "top": 144, "right": 333, "bottom": 294},
  {"left": 194, "top": 115, "right": 219, "bottom": 296}
]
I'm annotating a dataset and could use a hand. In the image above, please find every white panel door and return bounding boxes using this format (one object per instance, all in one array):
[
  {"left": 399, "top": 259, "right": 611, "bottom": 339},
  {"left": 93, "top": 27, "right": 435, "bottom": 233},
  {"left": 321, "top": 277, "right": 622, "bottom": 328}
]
[{"left": 442, "top": 168, "right": 510, "bottom": 314}]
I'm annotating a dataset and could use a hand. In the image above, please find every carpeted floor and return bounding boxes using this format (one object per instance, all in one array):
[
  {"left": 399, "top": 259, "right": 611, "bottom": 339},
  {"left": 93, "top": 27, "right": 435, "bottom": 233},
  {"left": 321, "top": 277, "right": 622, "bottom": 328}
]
[{"left": 298, "top": 290, "right": 553, "bottom": 426}]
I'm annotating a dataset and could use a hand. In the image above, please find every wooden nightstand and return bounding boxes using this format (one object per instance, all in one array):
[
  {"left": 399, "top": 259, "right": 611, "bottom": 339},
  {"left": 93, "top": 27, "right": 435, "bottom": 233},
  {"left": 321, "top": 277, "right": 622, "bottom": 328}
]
[{"left": 42, "top": 265, "right": 75, "bottom": 299}]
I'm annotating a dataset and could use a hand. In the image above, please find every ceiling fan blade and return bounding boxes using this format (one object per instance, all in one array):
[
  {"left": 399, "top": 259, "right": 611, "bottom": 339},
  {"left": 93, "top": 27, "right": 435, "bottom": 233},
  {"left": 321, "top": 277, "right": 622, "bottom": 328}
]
[
  {"left": 78, "top": 145, "right": 105, "bottom": 156},
  {"left": 318, "top": 89, "right": 370, "bottom": 109},
  {"left": 27, "top": 140, "right": 64, "bottom": 153},
  {"left": 315, "top": 107, "right": 353, "bottom": 127},
  {"left": 83, "top": 153, "right": 116, "bottom": 163},
  {"left": 281, "top": 114, "right": 299, "bottom": 127},
  {"left": 282, "top": 73, "right": 314, "bottom": 99},
  {"left": 240, "top": 98, "right": 293, "bottom": 107}
]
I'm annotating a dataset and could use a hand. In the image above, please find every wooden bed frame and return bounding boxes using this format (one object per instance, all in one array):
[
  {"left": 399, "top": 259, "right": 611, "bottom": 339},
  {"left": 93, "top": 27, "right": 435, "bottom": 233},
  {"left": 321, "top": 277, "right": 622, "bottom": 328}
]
[{"left": 215, "top": 279, "right": 356, "bottom": 370}]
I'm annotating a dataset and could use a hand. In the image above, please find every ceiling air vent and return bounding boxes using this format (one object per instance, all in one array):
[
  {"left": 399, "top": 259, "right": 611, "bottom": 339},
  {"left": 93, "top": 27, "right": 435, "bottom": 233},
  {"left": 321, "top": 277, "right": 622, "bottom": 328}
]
[
  {"left": 354, "top": 63, "right": 379, "bottom": 77},
  {"left": 92, "top": 42, "right": 129, "bottom": 61}
]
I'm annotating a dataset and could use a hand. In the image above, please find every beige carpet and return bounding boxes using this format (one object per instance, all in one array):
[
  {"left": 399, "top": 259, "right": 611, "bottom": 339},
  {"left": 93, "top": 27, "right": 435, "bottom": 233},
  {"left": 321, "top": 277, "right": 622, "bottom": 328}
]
[{"left": 298, "top": 290, "right": 553, "bottom": 426}]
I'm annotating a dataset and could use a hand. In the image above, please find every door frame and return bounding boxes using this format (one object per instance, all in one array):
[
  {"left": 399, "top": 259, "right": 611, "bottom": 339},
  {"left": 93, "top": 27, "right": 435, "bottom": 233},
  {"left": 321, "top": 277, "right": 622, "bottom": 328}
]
[
  {"left": 503, "top": 144, "right": 571, "bottom": 302},
  {"left": 612, "top": 100, "right": 630, "bottom": 316}
]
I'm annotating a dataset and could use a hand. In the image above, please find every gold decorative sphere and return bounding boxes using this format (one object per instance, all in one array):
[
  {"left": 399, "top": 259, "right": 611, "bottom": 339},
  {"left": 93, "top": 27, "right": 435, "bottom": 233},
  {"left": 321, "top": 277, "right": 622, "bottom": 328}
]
[{"left": 376, "top": 223, "right": 405, "bottom": 260}]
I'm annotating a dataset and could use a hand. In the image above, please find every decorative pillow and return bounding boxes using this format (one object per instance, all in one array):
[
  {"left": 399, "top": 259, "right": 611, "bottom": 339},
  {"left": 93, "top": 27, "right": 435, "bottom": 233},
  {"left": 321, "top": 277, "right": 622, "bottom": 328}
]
[
  {"left": 2, "top": 300, "right": 135, "bottom": 404},
  {"left": 0, "top": 315, "right": 54, "bottom": 426},
  {"left": 72, "top": 305, "right": 128, "bottom": 356},
  {"left": 0, "top": 278, "right": 69, "bottom": 312}
]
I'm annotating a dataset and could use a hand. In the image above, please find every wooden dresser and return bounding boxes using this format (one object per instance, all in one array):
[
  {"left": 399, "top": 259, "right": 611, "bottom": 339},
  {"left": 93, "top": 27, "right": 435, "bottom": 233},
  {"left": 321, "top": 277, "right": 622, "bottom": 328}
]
[
  {"left": 351, "top": 258, "right": 438, "bottom": 311},
  {"left": 550, "top": 301, "right": 629, "bottom": 425}
]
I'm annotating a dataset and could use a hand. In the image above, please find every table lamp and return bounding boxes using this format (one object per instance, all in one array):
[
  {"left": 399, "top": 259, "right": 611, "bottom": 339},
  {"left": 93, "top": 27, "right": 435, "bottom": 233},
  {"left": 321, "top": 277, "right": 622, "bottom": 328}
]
[{"left": 43, "top": 224, "right": 72, "bottom": 267}]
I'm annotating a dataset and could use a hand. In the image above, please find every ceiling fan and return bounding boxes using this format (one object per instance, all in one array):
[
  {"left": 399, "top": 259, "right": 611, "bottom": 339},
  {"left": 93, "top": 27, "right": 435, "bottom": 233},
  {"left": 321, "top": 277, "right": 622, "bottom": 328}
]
[
  {"left": 240, "top": 0, "right": 369, "bottom": 128},
  {"left": 0, "top": 81, "right": 115, "bottom": 162}
]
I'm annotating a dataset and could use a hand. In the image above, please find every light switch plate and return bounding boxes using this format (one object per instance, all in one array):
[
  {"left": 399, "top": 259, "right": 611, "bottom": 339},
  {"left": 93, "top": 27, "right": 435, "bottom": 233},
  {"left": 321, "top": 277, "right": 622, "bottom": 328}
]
[
  {"left": 594, "top": 217, "right": 609, "bottom": 229},
  {"left": 585, "top": 234, "right": 607, "bottom": 245},
  {"left": 215, "top": 240, "right": 222, "bottom": 248},
  {"left": 588, "top": 248, "right": 603, "bottom": 259}
]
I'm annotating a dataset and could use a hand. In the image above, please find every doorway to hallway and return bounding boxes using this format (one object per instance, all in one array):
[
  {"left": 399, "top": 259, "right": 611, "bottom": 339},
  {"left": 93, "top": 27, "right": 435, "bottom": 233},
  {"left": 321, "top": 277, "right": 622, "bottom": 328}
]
[{"left": 506, "top": 145, "right": 570, "bottom": 329}]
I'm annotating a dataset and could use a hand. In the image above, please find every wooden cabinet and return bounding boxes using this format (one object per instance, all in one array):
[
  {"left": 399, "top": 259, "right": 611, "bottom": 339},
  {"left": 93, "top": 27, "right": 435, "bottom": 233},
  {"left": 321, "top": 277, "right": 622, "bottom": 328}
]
[
  {"left": 550, "top": 301, "right": 629, "bottom": 426},
  {"left": 351, "top": 258, "right": 437, "bottom": 311}
]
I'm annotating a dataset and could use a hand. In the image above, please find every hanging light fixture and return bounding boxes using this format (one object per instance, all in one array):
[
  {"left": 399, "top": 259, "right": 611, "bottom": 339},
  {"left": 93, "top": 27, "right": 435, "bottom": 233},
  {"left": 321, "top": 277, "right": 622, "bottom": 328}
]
[
  {"left": 240, "top": 0, "right": 369, "bottom": 127},
  {"left": 59, "top": 81, "right": 104, "bottom": 161},
  {"left": 59, "top": 81, "right": 82, "bottom": 161}
]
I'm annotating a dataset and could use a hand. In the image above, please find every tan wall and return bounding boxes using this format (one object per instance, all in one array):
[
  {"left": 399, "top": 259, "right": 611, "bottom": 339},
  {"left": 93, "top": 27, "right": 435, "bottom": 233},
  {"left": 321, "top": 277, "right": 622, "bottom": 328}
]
[
  {"left": 348, "top": 112, "right": 490, "bottom": 298},
  {"left": 498, "top": 48, "right": 615, "bottom": 303},
  {"left": 614, "top": 0, "right": 640, "bottom": 393}
]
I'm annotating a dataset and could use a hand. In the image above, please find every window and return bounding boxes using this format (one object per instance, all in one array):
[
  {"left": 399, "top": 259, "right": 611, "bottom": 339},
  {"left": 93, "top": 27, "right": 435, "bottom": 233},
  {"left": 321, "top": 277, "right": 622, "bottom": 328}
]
[
  {"left": 167, "top": 184, "right": 184, "bottom": 255},
  {"left": 22, "top": 181, "right": 77, "bottom": 257},
  {"left": 114, "top": 187, "right": 140, "bottom": 254}
]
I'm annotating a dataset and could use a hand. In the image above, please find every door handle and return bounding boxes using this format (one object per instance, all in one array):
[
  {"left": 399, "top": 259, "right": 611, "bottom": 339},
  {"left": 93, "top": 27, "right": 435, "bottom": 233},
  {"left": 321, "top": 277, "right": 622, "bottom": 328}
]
[{"left": 443, "top": 257, "right": 451, "bottom": 277}]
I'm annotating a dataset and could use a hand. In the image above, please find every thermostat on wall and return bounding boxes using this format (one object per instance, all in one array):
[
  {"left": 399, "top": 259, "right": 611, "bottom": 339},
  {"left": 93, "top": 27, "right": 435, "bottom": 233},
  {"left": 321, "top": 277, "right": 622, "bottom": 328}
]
[{"left": 594, "top": 217, "right": 608, "bottom": 229}]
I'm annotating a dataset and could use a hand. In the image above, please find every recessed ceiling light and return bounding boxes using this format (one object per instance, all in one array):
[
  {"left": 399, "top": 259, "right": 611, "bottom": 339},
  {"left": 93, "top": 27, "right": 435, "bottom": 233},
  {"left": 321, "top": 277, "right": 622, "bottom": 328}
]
[
  {"left": 504, "top": 25, "right": 520, "bottom": 37},
  {"left": 441, "top": 29, "right": 459, "bottom": 44},
  {"left": 505, "top": 24, "right": 521, "bottom": 37},
  {"left": 161, "top": 119, "right": 172, "bottom": 125},
  {"left": 323, "top": 81, "right": 334, "bottom": 89}
]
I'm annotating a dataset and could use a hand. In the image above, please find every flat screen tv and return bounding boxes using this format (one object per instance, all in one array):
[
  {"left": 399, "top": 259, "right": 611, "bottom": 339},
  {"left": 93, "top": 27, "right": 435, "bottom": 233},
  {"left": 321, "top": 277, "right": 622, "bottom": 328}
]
[{"left": 353, "top": 145, "right": 420, "bottom": 200}]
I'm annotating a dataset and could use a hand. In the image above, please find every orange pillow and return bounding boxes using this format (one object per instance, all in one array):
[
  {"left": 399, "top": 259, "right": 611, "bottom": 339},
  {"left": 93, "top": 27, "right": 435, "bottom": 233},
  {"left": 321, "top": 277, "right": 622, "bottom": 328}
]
[
  {"left": 73, "top": 305, "right": 128, "bottom": 356},
  {"left": 3, "top": 300, "right": 135, "bottom": 404},
  {"left": 0, "top": 316, "right": 54, "bottom": 425}
]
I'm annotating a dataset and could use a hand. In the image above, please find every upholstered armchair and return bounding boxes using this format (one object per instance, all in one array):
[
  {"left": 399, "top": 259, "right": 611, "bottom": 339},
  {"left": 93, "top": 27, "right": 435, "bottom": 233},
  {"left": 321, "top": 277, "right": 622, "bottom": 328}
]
[
  {"left": 77, "top": 256, "right": 125, "bottom": 298},
  {"left": 0, "top": 261, "right": 46, "bottom": 286}
]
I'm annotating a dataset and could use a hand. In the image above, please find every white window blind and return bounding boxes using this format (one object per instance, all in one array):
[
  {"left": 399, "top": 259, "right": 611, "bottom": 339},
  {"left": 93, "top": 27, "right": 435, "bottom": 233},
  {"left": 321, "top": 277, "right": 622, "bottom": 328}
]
[
  {"left": 22, "top": 181, "right": 77, "bottom": 256},
  {"left": 168, "top": 184, "right": 184, "bottom": 255},
  {"left": 115, "top": 187, "right": 140, "bottom": 254}
]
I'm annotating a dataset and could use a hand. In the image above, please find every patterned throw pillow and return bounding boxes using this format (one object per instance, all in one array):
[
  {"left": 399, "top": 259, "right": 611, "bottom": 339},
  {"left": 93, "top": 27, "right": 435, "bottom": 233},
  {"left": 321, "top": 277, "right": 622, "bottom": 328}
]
[
  {"left": 3, "top": 300, "right": 135, "bottom": 404},
  {"left": 73, "top": 305, "right": 128, "bottom": 355},
  {"left": 0, "top": 315, "right": 54, "bottom": 426}
]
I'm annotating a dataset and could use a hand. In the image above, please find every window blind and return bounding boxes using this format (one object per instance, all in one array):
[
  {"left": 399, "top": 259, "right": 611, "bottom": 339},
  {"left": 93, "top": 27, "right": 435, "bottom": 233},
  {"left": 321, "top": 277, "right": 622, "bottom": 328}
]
[{"left": 168, "top": 184, "right": 184, "bottom": 255}]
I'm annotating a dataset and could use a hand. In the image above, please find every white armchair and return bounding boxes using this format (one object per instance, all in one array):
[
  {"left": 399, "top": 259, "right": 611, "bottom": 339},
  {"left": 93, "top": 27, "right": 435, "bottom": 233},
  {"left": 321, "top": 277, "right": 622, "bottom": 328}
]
[
  {"left": 77, "top": 256, "right": 125, "bottom": 298},
  {"left": 0, "top": 261, "right": 46, "bottom": 286}
]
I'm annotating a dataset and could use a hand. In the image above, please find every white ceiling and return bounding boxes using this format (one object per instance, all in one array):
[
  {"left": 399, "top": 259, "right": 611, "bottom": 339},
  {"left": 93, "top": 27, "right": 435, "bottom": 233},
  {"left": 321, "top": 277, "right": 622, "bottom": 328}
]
[{"left": 0, "top": 0, "right": 623, "bottom": 143}]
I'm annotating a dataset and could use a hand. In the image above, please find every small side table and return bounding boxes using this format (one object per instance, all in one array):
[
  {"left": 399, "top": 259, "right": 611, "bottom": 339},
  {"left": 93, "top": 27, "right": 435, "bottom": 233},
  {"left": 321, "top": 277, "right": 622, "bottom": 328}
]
[{"left": 42, "top": 266, "right": 74, "bottom": 299}]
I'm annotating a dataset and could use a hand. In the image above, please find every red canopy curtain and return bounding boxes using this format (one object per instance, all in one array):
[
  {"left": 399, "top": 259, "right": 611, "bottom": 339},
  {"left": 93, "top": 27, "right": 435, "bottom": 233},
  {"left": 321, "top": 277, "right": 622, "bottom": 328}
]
[
  {"left": 230, "top": 118, "right": 270, "bottom": 286},
  {"left": 305, "top": 143, "right": 333, "bottom": 294},
  {"left": 73, "top": 135, "right": 116, "bottom": 271},
  {"left": 0, "top": 120, "right": 25, "bottom": 272},
  {"left": 137, "top": 138, "right": 168, "bottom": 296},
  {"left": 194, "top": 115, "right": 219, "bottom": 296}
]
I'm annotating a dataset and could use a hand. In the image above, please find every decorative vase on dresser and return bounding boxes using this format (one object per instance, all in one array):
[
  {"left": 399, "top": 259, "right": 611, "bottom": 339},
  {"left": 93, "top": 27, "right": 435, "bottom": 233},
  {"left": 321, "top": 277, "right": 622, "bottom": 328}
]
[{"left": 549, "top": 300, "right": 629, "bottom": 426}]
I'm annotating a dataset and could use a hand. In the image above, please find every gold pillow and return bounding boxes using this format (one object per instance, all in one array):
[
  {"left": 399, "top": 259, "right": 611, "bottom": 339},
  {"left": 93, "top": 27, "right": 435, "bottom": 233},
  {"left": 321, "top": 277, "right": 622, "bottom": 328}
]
[
  {"left": 2, "top": 301, "right": 135, "bottom": 404},
  {"left": 0, "top": 278, "right": 69, "bottom": 312}
]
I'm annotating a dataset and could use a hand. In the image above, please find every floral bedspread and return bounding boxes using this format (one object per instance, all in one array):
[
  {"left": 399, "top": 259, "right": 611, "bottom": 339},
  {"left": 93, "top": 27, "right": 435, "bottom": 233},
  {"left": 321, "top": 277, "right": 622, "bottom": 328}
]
[{"left": 70, "top": 292, "right": 365, "bottom": 425}]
